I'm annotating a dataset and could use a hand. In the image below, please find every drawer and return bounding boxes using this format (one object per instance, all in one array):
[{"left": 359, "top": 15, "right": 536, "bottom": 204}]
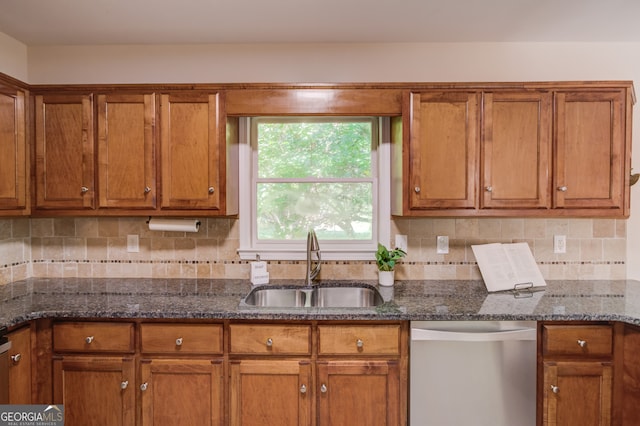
[
  {"left": 140, "top": 323, "right": 223, "bottom": 354},
  {"left": 318, "top": 324, "right": 400, "bottom": 355},
  {"left": 53, "top": 322, "right": 135, "bottom": 353},
  {"left": 542, "top": 324, "right": 613, "bottom": 357},
  {"left": 229, "top": 324, "right": 311, "bottom": 355}
]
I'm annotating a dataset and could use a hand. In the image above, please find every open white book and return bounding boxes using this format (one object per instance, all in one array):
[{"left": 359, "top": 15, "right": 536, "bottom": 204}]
[{"left": 471, "top": 242, "right": 547, "bottom": 293}]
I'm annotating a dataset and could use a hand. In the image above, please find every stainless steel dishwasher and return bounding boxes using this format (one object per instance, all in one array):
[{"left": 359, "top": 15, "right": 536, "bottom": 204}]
[{"left": 410, "top": 321, "right": 537, "bottom": 426}]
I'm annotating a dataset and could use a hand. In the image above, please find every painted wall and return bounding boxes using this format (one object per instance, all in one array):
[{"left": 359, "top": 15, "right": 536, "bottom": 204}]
[
  {"left": 0, "top": 39, "right": 638, "bottom": 281},
  {"left": 0, "top": 32, "right": 27, "bottom": 82}
]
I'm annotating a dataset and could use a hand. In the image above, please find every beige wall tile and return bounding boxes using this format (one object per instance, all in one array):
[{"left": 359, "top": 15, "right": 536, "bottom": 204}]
[
  {"left": 12, "top": 219, "right": 30, "bottom": 238},
  {"left": 31, "top": 218, "right": 54, "bottom": 237},
  {"left": 0, "top": 220, "right": 11, "bottom": 240},
  {"left": 569, "top": 219, "right": 593, "bottom": 238},
  {"left": 593, "top": 219, "right": 615, "bottom": 238},
  {"left": 54, "top": 218, "right": 76, "bottom": 237}
]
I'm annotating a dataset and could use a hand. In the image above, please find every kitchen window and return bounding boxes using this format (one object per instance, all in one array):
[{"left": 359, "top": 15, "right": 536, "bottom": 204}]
[{"left": 238, "top": 116, "right": 390, "bottom": 261}]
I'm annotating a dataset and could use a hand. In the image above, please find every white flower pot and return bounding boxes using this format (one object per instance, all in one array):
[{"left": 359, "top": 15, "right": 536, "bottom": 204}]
[{"left": 378, "top": 270, "right": 395, "bottom": 287}]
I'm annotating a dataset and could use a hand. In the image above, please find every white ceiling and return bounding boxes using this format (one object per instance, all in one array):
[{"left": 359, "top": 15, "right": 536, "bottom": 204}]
[{"left": 1, "top": 0, "right": 640, "bottom": 45}]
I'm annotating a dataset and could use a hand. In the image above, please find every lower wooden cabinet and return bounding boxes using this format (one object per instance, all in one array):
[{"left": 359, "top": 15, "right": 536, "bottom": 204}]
[
  {"left": 229, "top": 360, "right": 312, "bottom": 426},
  {"left": 542, "top": 361, "right": 612, "bottom": 426},
  {"left": 7, "top": 325, "right": 32, "bottom": 404},
  {"left": 540, "top": 322, "right": 614, "bottom": 426},
  {"left": 140, "top": 359, "right": 224, "bottom": 426},
  {"left": 316, "top": 360, "right": 401, "bottom": 426},
  {"left": 53, "top": 356, "right": 136, "bottom": 426},
  {"left": 48, "top": 320, "right": 406, "bottom": 426}
]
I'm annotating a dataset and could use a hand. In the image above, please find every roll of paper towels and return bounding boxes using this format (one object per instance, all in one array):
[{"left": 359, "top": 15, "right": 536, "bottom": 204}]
[{"left": 148, "top": 218, "right": 200, "bottom": 232}]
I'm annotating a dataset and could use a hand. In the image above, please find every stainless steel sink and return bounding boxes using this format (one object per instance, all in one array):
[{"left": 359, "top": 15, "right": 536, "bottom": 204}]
[{"left": 242, "top": 284, "right": 384, "bottom": 308}]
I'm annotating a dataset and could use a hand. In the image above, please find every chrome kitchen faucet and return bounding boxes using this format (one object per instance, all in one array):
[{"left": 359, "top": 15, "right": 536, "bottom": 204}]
[{"left": 305, "top": 230, "right": 321, "bottom": 286}]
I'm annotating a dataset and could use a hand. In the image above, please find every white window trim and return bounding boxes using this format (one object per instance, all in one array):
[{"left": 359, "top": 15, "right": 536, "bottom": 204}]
[{"left": 237, "top": 116, "right": 390, "bottom": 261}]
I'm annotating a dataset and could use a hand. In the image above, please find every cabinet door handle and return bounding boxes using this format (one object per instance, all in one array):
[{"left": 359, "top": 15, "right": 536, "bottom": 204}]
[
  {"left": 320, "top": 384, "right": 327, "bottom": 393},
  {"left": 414, "top": 186, "right": 421, "bottom": 194},
  {"left": 300, "top": 384, "right": 307, "bottom": 394},
  {"left": 356, "top": 339, "right": 364, "bottom": 349},
  {"left": 484, "top": 186, "right": 493, "bottom": 192},
  {"left": 208, "top": 187, "right": 215, "bottom": 194},
  {"left": 175, "top": 337, "right": 183, "bottom": 346},
  {"left": 85, "top": 336, "right": 94, "bottom": 344},
  {"left": 10, "top": 353, "right": 21, "bottom": 363},
  {"left": 266, "top": 338, "right": 273, "bottom": 347},
  {"left": 550, "top": 385, "right": 559, "bottom": 394},
  {"left": 577, "top": 339, "right": 587, "bottom": 348},
  {"left": 121, "top": 381, "right": 129, "bottom": 390},
  {"left": 81, "top": 186, "right": 89, "bottom": 194},
  {"left": 557, "top": 186, "right": 568, "bottom": 192},
  {"left": 140, "top": 382, "right": 148, "bottom": 391},
  {"left": 144, "top": 186, "right": 151, "bottom": 194}
]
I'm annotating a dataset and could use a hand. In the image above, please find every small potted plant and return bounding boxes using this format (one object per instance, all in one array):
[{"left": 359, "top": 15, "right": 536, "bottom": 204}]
[{"left": 375, "top": 243, "right": 407, "bottom": 286}]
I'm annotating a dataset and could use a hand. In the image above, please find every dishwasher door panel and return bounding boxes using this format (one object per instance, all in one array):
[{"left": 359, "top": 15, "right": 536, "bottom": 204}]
[{"left": 410, "top": 321, "right": 536, "bottom": 426}]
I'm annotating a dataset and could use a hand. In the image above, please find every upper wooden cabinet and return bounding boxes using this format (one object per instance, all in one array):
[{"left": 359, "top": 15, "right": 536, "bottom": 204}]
[
  {"left": 392, "top": 83, "right": 634, "bottom": 217},
  {"left": 35, "top": 93, "right": 95, "bottom": 210},
  {"left": 0, "top": 84, "right": 28, "bottom": 215},
  {"left": 160, "top": 92, "right": 238, "bottom": 214},
  {"left": 481, "top": 91, "right": 552, "bottom": 210},
  {"left": 97, "top": 93, "right": 156, "bottom": 209},
  {"left": 554, "top": 90, "right": 628, "bottom": 214},
  {"left": 402, "top": 91, "right": 479, "bottom": 211}
]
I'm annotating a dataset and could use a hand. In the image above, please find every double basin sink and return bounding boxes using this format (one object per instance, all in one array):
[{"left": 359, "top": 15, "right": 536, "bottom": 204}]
[{"left": 241, "top": 283, "right": 384, "bottom": 308}]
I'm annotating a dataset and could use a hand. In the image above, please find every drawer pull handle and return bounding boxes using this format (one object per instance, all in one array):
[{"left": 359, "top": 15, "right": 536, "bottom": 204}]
[
  {"left": 10, "top": 353, "right": 21, "bottom": 363},
  {"left": 300, "top": 384, "right": 307, "bottom": 394},
  {"left": 140, "top": 382, "right": 148, "bottom": 391},
  {"left": 550, "top": 385, "right": 559, "bottom": 394},
  {"left": 266, "top": 338, "right": 273, "bottom": 347},
  {"left": 577, "top": 339, "right": 587, "bottom": 348},
  {"left": 356, "top": 339, "right": 364, "bottom": 349},
  {"left": 320, "top": 384, "right": 327, "bottom": 393},
  {"left": 121, "top": 381, "right": 129, "bottom": 390},
  {"left": 175, "top": 337, "right": 183, "bottom": 346},
  {"left": 85, "top": 336, "right": 94, "bottom": 344}
]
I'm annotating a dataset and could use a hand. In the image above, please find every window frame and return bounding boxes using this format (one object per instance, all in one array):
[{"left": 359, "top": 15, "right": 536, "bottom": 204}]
[{"left": 237, "top": 116, "right": 391, "bottom": 261}]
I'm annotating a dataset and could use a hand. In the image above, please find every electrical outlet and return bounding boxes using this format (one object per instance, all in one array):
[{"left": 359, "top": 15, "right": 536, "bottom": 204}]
[
  {"left": 436, "top": 236, "right": 449, "bottom": 254},
  {"left": 127, "top": 234, "right": 139, "bottom": 253},
  {"left": 553, "top": 235, "right": 566, "bottom": 254},
  {"left": 395, "top": 234, "right": 408, "bottom": 252}
]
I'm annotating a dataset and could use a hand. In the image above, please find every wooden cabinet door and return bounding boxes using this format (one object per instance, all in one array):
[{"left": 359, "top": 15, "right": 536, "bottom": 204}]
[
  {"left": 53, "top": 356, "right": 135, "bottom": 426},
  {"left": 229, "top": 359, "right": 312, "bottom": 426},
  {"left": 7, "top": 326, "right": 31, "bottom": 404},
  {"left": 406, "top": 91, "right": 479, "bottom": 210},
  {"left": 554, "top": 90, "right": 626, "bottom": 212},
  {"left": 481, "top": 91, "right": 551, "bottom": 209},
  {"left": 35, "top": 94, "right": 95, "bottom": 210},
  {"left": 316, "top": 360, "right": 401, "bottom": 426},
  {"left": 160, "top": 93, "right": 221, "bottom": 210},
  {"left": 543, "top": 361, "right": 612, "bottom": 426},
  {"left": 0, "top": 87, "right": 27, "bottom": 213},
  {"left": 97, "top": 93, "right": 156, "bottom": 209},
  {"left": 140, "top": 359, "right": 223, "bottom": 426}
]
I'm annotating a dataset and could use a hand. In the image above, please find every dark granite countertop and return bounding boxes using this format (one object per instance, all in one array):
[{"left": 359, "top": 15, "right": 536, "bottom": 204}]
[{"left": 1, "top": 278, "right": 639, "bottom": 327}]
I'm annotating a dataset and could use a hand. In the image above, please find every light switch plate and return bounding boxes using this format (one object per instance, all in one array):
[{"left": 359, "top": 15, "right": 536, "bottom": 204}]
[
  {"left": 553, "top": 235, "right": 566, "bottom": 254},
  {"left": 436, "top": 236, "right": 449, "bottom": 254},
  {"left": 395, "top": 234, "right": 408, "bottom": 252},
  {"left": 127, "top": 234, "right": 139, "bottom": 253}
]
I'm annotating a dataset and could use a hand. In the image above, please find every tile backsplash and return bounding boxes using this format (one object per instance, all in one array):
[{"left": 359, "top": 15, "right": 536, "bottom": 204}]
[{"left": 0, "top": 217, "right": 627, "bottom": 285}]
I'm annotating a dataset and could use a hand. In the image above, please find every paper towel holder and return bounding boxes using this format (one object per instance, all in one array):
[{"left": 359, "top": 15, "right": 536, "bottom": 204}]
[{"left": 147, "top": 217, "right": 201, "bottom": 233}]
